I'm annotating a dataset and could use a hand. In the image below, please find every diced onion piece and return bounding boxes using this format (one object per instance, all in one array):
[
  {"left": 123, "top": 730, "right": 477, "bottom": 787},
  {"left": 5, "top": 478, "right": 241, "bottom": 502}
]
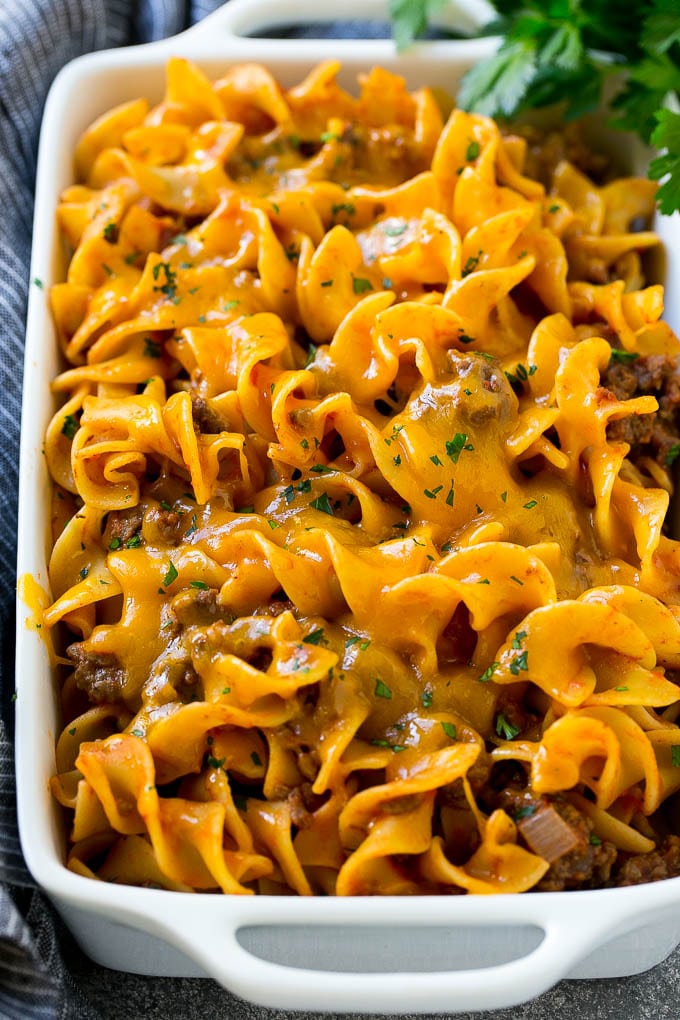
[{"left": 517, "top": 805, "right": 580, "bottom": 862}]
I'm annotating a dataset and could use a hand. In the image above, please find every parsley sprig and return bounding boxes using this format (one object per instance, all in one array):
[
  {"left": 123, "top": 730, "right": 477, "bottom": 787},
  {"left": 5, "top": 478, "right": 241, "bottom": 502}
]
[{"left": 389, "top": 0, "right": 680, "bottom": 214}]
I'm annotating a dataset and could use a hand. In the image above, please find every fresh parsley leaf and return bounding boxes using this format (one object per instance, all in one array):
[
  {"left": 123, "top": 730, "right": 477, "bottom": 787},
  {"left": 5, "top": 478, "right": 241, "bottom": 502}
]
[
  {"left": 310, "top": 492, "right": 334, "bottom": 515},
  {"left": 303, "top": 627, "right": 325, "bottom": 645},
  {"left": 61, "top": 414, "right": 79, "bottom": 440},
  {"left": 389, "top": 0, "right": 448, "bottom": 50},
  {"left": 650, "top": 109, "right": 680, "bottom": 216},
  {"left": 388, "top": 0, "right": 680, "bottom": 215},
  {"left": 352, "top": 277, "right": 374, "bottom": 295},
  {"left": 374, "top": 678, "right": 393, "bottom": 699},
  {"left": 162, "top": 561, "right": 178, "bottom": 587},
  {"left": 440, "top": 721, "right": 457, "bottom": 740},
  {"left": 666, "top": 443, "right": 680, "bottom": 466},
  {"left": 479, "top": 662, "right": 500, "bottom": 683},
  {"left": 609, "top": 348, "right": 639, "bottom": 364},
  {"left": 495, "top": 712, "right": 521, "bottom": 740}
]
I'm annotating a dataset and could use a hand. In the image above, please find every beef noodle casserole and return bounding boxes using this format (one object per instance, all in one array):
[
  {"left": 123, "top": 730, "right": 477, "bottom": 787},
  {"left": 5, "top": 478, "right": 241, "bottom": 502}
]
[{"left": 44, "top": 59, "right": 680, "bottom": 896}]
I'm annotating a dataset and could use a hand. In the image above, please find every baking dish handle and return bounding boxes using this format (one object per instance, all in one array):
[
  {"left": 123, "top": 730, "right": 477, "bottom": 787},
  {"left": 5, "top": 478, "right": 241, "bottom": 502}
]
[
  {"left": 177, "top": 0, "right": 495, "bottom": 43},
  {"left": 147, "top": 897, "right": 636, "bottom": 1013}
]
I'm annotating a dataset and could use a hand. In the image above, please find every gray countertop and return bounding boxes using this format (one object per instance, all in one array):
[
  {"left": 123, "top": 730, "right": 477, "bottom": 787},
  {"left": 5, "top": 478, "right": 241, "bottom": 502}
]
[{"left": 68, "top": 944, "right": 680, "bottom": 1018}]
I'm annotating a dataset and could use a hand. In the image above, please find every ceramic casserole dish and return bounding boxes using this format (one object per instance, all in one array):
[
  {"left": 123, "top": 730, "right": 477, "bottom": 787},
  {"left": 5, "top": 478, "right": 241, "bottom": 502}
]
[{"left": 15, "top": 0, "right": 680, "bottom": 1012}]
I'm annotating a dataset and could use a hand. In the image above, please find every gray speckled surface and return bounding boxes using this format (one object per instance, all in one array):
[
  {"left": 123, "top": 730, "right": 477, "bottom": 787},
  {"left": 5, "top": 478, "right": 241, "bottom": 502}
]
[{"left": 66, "top": 946, "right": 680, "bottom": 1019}]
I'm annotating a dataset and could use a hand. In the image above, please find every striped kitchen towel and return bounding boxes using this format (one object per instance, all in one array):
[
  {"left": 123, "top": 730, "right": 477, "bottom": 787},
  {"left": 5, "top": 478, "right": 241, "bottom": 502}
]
[{"left": 0, "top": 3, "right": 221, "bottom": 1016}]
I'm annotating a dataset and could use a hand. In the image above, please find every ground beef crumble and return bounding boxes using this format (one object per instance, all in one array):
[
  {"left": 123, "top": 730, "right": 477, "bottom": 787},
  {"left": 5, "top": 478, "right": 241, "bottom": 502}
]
[
  {"left": 66, "top": 645, "right": 126, "bottom": 704},
  {"left": 601, "top": 350, "right": 680, "bottom": 467},
  {"left": 106, "top": 506, "right": 144, "bottom": 545},
  {"left": 612, "top": 835, "right": 680, "bottom": 886}
]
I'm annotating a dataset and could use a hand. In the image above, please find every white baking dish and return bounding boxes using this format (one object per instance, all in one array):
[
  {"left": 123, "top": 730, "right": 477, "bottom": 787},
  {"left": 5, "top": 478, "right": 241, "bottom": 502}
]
[{"left": 14, "top": 0, "right": 680, "bottom": 1013}]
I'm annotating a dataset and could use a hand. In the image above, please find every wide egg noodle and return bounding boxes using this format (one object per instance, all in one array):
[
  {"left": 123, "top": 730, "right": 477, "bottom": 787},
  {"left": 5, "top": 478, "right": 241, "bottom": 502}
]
[{"left": 44, "top": 57, "right": 680, "bottom": 896}]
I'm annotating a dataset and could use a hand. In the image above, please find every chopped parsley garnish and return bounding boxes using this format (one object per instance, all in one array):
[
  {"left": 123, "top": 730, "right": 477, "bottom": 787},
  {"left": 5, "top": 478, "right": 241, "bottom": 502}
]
[
  {"left": 332, "top": 202, "right": 356, "bottom": 217},
  {"left": 131, "top": 729, "right": 144, "bottom": 738},
  {"left": 495, "top": 713, "right": 521, "bottom": 740},
  {"left": 109, "top": 537, "right": 121, "bottom": 550},
  {"left": 33, "top": 277, "right": 43, "bottom": 289},
  {"left": 514, "top": 804, "right": 537, "bottom": 820},
  {"left": 310, "top": 492, "right": 334, "bottom": 515},
  {"left": 393, "top": 454, "right": 402, "bottom": 466},
  {"left": 68, "top": 727, "right": 76, "bottom": 736},
  {"left": 61, "top": 414, "right": 79, "bottom": 440},
  {"left": 672, "top": 745, "right": 680, "bottom": 768},
  {"left": 422, "top": 689, "right": 433, "bottom": 708},
  {"left": 609, "top": 349, "right": 639, "bottom": 364},
  {"left": 458, "top": 333, "right": 475, "bottom": 345},
  {"left": 466, "top": 140, "right": 480, "bottom": 161},
  {"left": 251, "top": 751, "right": 263, "bottom": 767},
  {"left": 304, "top": 343, "right": 317, "bottom": 368},
  {"left": 103, "top": 222, "right": 118, "bottom": 243},
  {"left": 479, "top": 662, "right": 499, "bottom": 683},
  {"left": 284, "top": 478, "right": 312, "bottom": 504},
  {"left": 221, "top": 686, "right": 231, "bottom": 695},
  {"left": 462, "top": 251, "right": 483, "bottom": 277},
  {"left": 523, "top": 500, "right": 538, "bottom": 509},
  {"left": 152, "top": 261, "right": 178, "bottom": 302},
  {"left": 370, "top": 739, "right": 406, "bottom": 752},
  {"left": 374, "top": 678, "right": 392, "bottom": 699},
  {"left": 440, "top": 721, "right": 457, "bottom": 740},
  {"left": 162, "top": 561, "right": 178, "bottom": 587},
  {"left": 206, "top": 755, "right": 226, "bottom": 770},
  {"left": 615, "top": 685, "right": 629, "bottom": 692},
  {"left": 509, "top": 650, "right": 529, "bottom": 675},
  {"left": 501, "top": 491, "right": 508, "bottom": 502},
  {"left": 666, "top": 444, "right": 680, "bottom": 467},
  {"left": 512, "top": 630, "right": 527, "bottom": 650},
  {"left": 303, "top": 627, "right": 325, "bottom": 645},
  {"left": 424, "top": 485, "right": 443, "bottom": 499},
  {"left": 589, "top": 833, "right": 602, "bottom": 846},
  {"left": 126, "top": 533, "right": 142, "bottom": 548},
  {"left": 320, "top": 279, "right": 333, "bottom": 287},
  {"left": 79, "top": 567, "right": 89, "bottom": 580},
  {"left": 267, "top": 519, "right": 281, "bottom": 530},
  {"left": 445, "top": 433, "right": 473, "bottom": 464},
  {"left": 430, "top": 454, "right": 443, "bottom": 466},
  {"left": 190, "top": 580, "right": 210, "bottom": 590},
  {"left": 384, "top": 423, "right": 404, "bottom": 447},
  {"left": 510, "top": 575, "right": 524, "bottom": 586},
  {"left": 445, "top": 481, "right": 455, "bottom": 507},
  {"left": 352, "top": 276, "right": 374, "bottom": 295}
]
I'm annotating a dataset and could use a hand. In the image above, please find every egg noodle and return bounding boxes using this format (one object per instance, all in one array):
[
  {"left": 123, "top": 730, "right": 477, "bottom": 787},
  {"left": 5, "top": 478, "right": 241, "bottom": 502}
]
[{"left": 45, "top": 58, "right": 680, "bottom": 896}]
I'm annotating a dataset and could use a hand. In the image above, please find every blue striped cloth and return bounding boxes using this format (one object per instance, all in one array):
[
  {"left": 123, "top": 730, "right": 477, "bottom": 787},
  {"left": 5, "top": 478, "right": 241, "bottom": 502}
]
[{"left": 0, "top": 4, "right": 222, "bottom": 1015}]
